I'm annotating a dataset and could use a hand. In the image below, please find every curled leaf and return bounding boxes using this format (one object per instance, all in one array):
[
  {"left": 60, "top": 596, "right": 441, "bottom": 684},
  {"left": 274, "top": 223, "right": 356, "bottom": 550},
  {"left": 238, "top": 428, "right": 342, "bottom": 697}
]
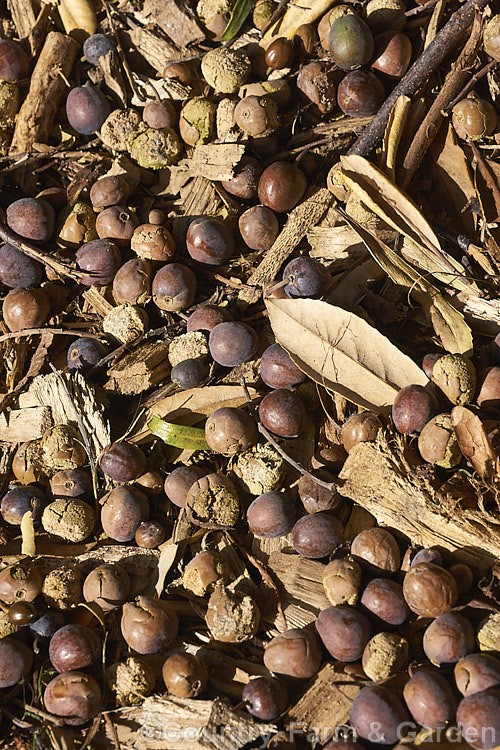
[
  {"left": 266, "top": 297, "right": 428, "bottom": 412},
  {"left": 148, "top": 416, "right": 210, "bottom": 450}
]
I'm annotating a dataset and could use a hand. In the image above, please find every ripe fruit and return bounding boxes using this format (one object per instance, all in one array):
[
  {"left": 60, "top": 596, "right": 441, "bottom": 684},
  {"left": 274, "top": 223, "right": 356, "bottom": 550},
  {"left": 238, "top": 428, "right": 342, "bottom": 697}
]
[
  {"left": 66, "top": 86, "right": 110, "bottom": 135},
  {"left": 329, "top": 15, "right": 374, "bottom": 70},
  {"left": 259, "top": 389, "right": 307, "bottom": 438},
  {"left": 186, "top": 217, "right": 234, "bottom": 266},
  {"left": 209, "top": 322, "right": 258, "bottom": 367},
  {"left": 337, "top": 70, "right": 385, "bottom": 117},
  {"left": 258, "top": 162, "right": 307, "bottom": 213},
  {"left": 392, "top": 384, "right": 436, "bottom": 434}
]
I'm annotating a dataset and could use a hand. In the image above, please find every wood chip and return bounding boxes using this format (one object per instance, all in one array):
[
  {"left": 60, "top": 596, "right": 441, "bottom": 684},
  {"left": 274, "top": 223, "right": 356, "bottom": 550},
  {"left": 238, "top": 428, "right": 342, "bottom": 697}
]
[
  {"left": 0, "top": 406, "right": 53, "bottom": 442},
  {"left": 142, "top": 0, "right": 206, "bottom": 46},
  {"left": 104, "top": 339, "right": 172, "bottom": 396}
]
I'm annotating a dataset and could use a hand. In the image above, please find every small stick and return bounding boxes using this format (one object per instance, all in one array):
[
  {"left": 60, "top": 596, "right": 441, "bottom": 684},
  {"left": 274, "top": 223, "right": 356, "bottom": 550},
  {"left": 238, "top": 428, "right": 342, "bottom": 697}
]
[
  {"left": 401, "top": 10, "right": 483, "bottom": 187},
  {"left": 0, "top": 328, "right": 105, "bottom": 345},
  {"left": 348, "top": 0, "right": 490, "bottom": 158},
  {"left": 470, "top": 142, "right": 500, "bottom": 221},
  {"left": 240, "top": 378, "right": 336, "bottom": 491},
  {"left": 86, "top": 324, "right": 173, "bottom": 376},
  {"left": 446, "top": 59, "right": 498, "bottom": 113}
]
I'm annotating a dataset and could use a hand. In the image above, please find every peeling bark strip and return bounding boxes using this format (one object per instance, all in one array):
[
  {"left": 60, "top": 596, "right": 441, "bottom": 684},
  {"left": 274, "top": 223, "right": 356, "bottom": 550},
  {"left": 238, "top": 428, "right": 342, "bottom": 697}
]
[
  {"left": 348, "top": 0, "right": 491, "bottom": 158},
  {"left": 10, "top": 31, "right": 79, "bottom": 153},
  {"left": 338, "top": 435, "right": 500, "bottom": 570}
]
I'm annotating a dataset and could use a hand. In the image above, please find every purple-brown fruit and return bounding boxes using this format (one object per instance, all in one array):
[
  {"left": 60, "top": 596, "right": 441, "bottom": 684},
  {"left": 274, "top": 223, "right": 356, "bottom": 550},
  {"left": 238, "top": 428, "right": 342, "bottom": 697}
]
[
  {"left": 121, "top": 596, "right": 178, "bottom": 654},
  {"left": 239, "top": 205, "right": 279, "bottom": 251},
  {"left": 205, "top": 407, "right": 258, "bottom": 456},
  {"left": 360, "top": 578, "right": 409, "bottom": 627},
  {"left": 112, "top": 258, "right": 152, "bottom": 305},
  {"left": 242, "top": 677, "right": 288, "bottom": 720},
  {"left": 0, "top": 638, "right": 33, "bottom": 688},
  {"left": 1, "top": 486, "right": 45, "bottom": 525},
  {"left": 2, "top": 288, "right": 50, "bottom": 332},
  {"left": 164, "top": 465, "right": 206, "bottom": 509},
  {"left": 83, "top": 564, "right": 130, "bottom": 611},
  {"left": 95, "top": 205, "right": 139, "bottom": 245},
  {"left": 186, "top": 217, "right": 234, "bottom": 266},
  {"left": 99, "top": 441, "right": 147, "bottom": 482},
  {"left": 403, "top": 670, "right": 457, "bottom": 729},
  {"left": 316, "top": 605, "right": 372, "bottom": 661},
  {"left": 162, "top": 652, "right": 208, "bottom": 698},
  {"left": 221, "top": 157, "right": 262, "bottom": 199},
  {"left": 152, "top": 263, "right": 197, "bottom": 312},
  {"left": 247, "top": 492, "right": 296, "bottom": 538},
  {"left": 455, "top": 653, "right": 500, "bottom": 697},
  {"left": 187, "top": 305, "right": 229, "bottom": 333},
  {"left": 423, "top": 612, "right": 475, "bottom": 667},
  {"left": 143, "top": 100, "right": 177, "bottom": 129},
  {"left": 258, "top": 162, "right": 307, "bottom": 213},
  {"left": 341, "top": 412, "right": 381, "bottom": 453},
  {"left": 0, "top": 39, "right": 29, "bottom": 81},
  {"left": 264, "top": 628, "right": 322, "bottom": 679},
  {"left": 0, "top": 244, "right": 43, "bottom": 288},
  {"left": 260, "top": 343, "right": 305, "bottom": 390},
  {"left": 456, "top": 690, "right": 500, "bottom": 749},
  {"left": 351, "top": 528, "right": 401, "bottom": 575},
  {"left": 100, "top": 486, "right": 149, "bottom": 542},
  {"left": 50, "top": 469, "right": 93, "bottom": 498},
  {"left": 337, "top": 70, "right": 384, "bottom": 117},
  {"left": 403, "top": 563, "right": 458, "bottom": 618},
  {"left": 66, "top": 85, "right": 110, "bottom": 135},
  {"left": 49, "top": 624, "right": 101, "bottom": 673},
  {"left": 43, "top": 672, "right": 102, "bottom": 726},
  {"left": 0, "top": 563, "right": 43, "bottom": 603},
  {"left": 209, "top": 322, "right": 257, "bottom": 367},
  {"left": 292, "top": 513, "right": 343, "bottom": 558},
  {"left": 76, "top": 239, "right": 121, "bottom": 286},
  {"left": 90, "top": 175, "right": 130, "bottom": 209},
  {"left": 135, "top": 521, "right": 165, "bottom": 548},
  {"left": 259, "top": 389, "right": 307, "bottom": 438},
  {"left": 298, "top": 472, "right": 343, "bottom": 514},
  {"left": 392, "top": 384, "right": 436, "bottom": 434},
  {"left": 350, "top": 685, "right": 410, "bottom": 745}
]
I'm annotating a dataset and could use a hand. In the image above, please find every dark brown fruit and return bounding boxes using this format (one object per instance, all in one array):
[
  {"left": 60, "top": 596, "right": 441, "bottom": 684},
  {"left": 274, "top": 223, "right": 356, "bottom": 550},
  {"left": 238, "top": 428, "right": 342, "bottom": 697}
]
[
  {"left": 7, "top": 197, "right": 55, "bottom": 243},
  {"left": 152, "top": 262, "right": 197, "bottom": 312},
  {"left": 234, "top": 95, "right": 279, "bottom": 137},
  {"left": 456, "top": 689, "right": 500, "bottom": 749},
  {"left": 76, "top": 239, "right": 121, "bottom": 286},
  {"left": 205, "top": 407, "right": 258, "bottom": 456},
  {"left": 143, "top": 100, "right": 177, "bottom": 129},
  {"left": 411, "top": 547, "right": 443, "bottom": 567},
  {"left": 423, "top": 612, "right": 475, "bottom": 667},
  {"left": 341, "top": 412, "right": 381, "bottom": 453},
  {"left": 247, "top": 492, "right": 296, "bottom": 538},
  {"left": 162, "top": 652, "right": 208, "bottom": 698},
  {"left": 0, "top": 638, "right": 33, "bottom": 688},
  {"left": 455, "top": 653, "right": 500, "bottom": 697},
  {"left": 403, "top": 670, "right": 457, "bottom": 729},
  {"left": 258, "top": 162, "right": 307, "bottom": 213},
  {"left": 292, "top": 513, "right": 343, "bottom": 558},
  {"left": 403, "top": 562, "right": 458, "bottom": 618},
  {"left": 351, "top": 528, "right": 401, "bottom": 575},
  {"left": 90, "top": 175, "right": 130, "bottom": 209},
  {"left": 186, "top": 217, "right": 234, "bottom": 266},
  {"left": 264, "top": 627, "right": 322, "bottom": 679},
  {"left": 100, "top": 486, "right": 149, "bottom": 542},
  {"left": 350, "top": 685, "right": 410, "bottom": 745},
  {"left": 265, "top": 38, "right": 294, "bottom": 69},
  {"left": 95, "top": 205, "right": 139, "bottom": 245},
  {"left": 83, "top": 564, "right": 130, "bottom": 611},
  {"left": 0, "top": 243, "right": 43, "bottom": 288},
  {"left": 392, "top": 385, "right": 436, "bottom": 434},
  {"left": 164, "top": 465, "right": 206, "bottom": 508},
  {"left": 328, "top": 15, "right": 374, "bottom": 70},
  {"left": 371, "top": 31, "right": 412, "bottom": 78},
  {"left": 131, "top": 223, "right": 176, "bottom": 262},
  {"left": 0, "top": 39, "right": 29, "bottom": 81},
  {"left": 163, "top": 61, "right": 192, "bottom": 84},
  {"left": 112, "top": 258, "right": 152, "bottom": 305},
  {"left": 43, "top": 672, "right": 102, "bottom": 726},
  {"left": 452, "top": 98, "right": 497, "bottom": 142},
  {"left": 298, "top": 472, "right": 343, "bottom": 514},
  {"left": 100, "top": 441, "right": 147, "bottom": 482},
  {"left": 49, "top": 624, "right": 101, "bottom": 672},
  {"left": 8, "top": 601, "right": 37, "bottom": 625},
  {"left": 135, "top": 520, "right": 165, "bottom": 548},
  {"left": 2, "top": 288, "right": 50, "bottom": 332},
  {"left": 259, "top": 389, "right": 307, "bottom": 438},
  {"left": 311, "top": 445, "right": 348, "bottom": 473},
  {"left": 187, "top": 305, "right": 229, "bottom": 333},
  {"left": 121, "top": 596, "right": 178, "bottom": 654},
  {"left": 260, "top": 343, "right": 306, "bottom": 390},
  {"left": 337, "top": 70, "right": 385, "bottom": 117},
  {"left": 316, "top": 605, "right": 372, "bottom": 661},
  {"left": 221, "top": 157, "right": 262, "bottom": 199},
  {"left": 0, "top": 563, "right": 43, "bottom": 603},
  {"left": 66, "top": 86, "right": 109, "bottom": 135},
  {"left": 449, "top": 562, "right": 474, "bottom": 595},
  {"left": 360, "top": 578, "right": 409, "bottom": 626},
  {"left": 209, "top": 322, "right": 258, "bottom": 367},
  {"left": 242, "top": 677, "right": 288, "bottom": 720},
  {"left": 296, "top": 61, "right": 338, "bottom": 114},
  {"left": 1, "top": 486, "right": 45, "bottom": 525},
  {"left": 50, "top": 469, "right": 93, "bottom": 498},
  {"left": 239, "top": 205, "right": 279, "bottom": 251}
]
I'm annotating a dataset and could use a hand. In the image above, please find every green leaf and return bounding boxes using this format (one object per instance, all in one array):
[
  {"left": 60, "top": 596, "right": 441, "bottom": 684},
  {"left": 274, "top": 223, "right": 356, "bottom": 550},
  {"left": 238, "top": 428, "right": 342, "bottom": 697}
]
[
  {"left": 148, "top": 416, "right": 210, "bottom": 450},
  {"left": 221, "top": 0, "right": 255, "bottom": 41}
]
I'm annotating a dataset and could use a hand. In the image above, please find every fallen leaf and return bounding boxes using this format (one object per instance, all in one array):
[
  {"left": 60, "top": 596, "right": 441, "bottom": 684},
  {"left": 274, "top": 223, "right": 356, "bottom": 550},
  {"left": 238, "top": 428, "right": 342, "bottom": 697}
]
[
  {"left": 266, "top": 297, "right": 428, "bottom": 411},
  {"left": 21, "top": 511, "right": 36, "bottom": 557},
  {"left": 155, "top": 542, "right": 180, "bottom": 596},
  {"left": 261, "top": 0, "right": 333, "bottom": 46},
  {"left": 148, "top": 416, "right": 210, "bottom": 450},
  {"left": 340, "top": 154, "right": 474, "bottom": 294},
  {"left": 381, "top": 95, "right": 411, "bottom": 181},
  {"left": 222, "top": 0, "right": 256, "bottom": 40},
  {"left": 451, "top": 406, "right": 496, "bottom": 479},
  {"left": 336, "top": 206, "right": 473, "bottom": 356}
]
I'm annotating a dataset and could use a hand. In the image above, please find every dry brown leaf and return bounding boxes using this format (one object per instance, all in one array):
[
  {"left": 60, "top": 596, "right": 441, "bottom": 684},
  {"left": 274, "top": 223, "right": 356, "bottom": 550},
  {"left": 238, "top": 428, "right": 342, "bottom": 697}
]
[
  {"left": 451, "top": 406, "right": 496, "bottom": 479},
  {"left": 130, "top": 385, "right": 259, "bottom": 443},
  {"left": 21, "top": 511, "right": 36, "bottom": 556},
  {"left": 336, "top": 208, "right": 473, "bottom": 356},
  {"left": 381, "top": 95, "right": 411, "bottom": 181},
  {"left": 261, "top": 0, "right": 334, "bottom": 46},
  {"left": 155, "top": 542, "right": 180, "bottom": 596},
  {"left": 340, "top": 154, "right": 473, "bottom": 294},
  {"left": 266, "top": 298, "right": 427, "bottom": 411}
]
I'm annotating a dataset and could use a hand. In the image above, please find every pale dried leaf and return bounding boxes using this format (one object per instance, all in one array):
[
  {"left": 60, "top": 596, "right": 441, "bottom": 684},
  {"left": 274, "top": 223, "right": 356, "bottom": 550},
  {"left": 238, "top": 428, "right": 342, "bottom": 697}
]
[
  {"left": 451, "top": 406, "right": 496, "bottom": 479},
  {"left": 340, "top": 154, "right": 473, "bottom": 293},
  {"left": 155, "top": 542, "right": 180, "bottom": 596},
  {"left": 130, "top": 385, "right": 259, "bottom": 443},
  {"left": 381, "top": 95, "right": 411, "bottom": 181},
  {"left": 266, "top": 298, "right": 428, "bottom": 411},
  {"left": 336, "top": 208, "right": 473, "bottom": 355},
  {"left": 21, "top": 511, "right": 36, "bottom": 556},
  {"left": 261, "top": 0, "right": 334, "bottom": 46},
  {"left": 142, "top": 0, "right": 205, "bottom": 46}
]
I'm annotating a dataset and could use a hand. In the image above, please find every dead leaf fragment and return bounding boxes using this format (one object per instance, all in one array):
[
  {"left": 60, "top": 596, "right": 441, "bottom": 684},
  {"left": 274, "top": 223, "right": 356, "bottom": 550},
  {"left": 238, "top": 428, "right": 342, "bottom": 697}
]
[
  {"left": 451, "top": 406, "right": 496, "bottom": 479},
  {"left": 266, "top": 298, "right": 428, "bottom": 411},
  {"left": 21, "top": 511, "right": 36, "bottom": 556}
]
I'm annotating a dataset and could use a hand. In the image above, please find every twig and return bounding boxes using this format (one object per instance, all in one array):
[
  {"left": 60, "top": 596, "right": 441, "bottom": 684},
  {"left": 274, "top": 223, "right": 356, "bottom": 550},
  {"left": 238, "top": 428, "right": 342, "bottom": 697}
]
[
  {"left": 348, "top": 0, "right": 490, "bottom": 158},
  {"left": 0, "top": 219, "right": 83, "bottom": 282},
  {"left": 0, "top": 328, "right": 105, "bottom": 345},
  {"left": 401, "top": 10, "right": 483, "bottom": 187},
  {"left": 86, "top": 323, "right": 173, "bottom": 376},
  {"left": 240, "top": 378, "right": 335, "bottom": 491},
  {"left": 470, "top": 142, "right": 500, "bottom": 222},
  {"left": 446, "top": 59, "right": 498, "bottom": 113},
  {"left": 405, "top": 0, "right": 440, "bottom": 17}
]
